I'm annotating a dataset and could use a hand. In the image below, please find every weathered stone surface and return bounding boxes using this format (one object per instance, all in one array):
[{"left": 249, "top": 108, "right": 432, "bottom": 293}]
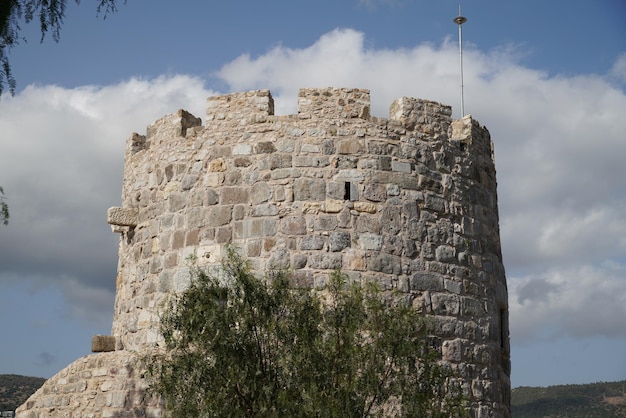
[
  {"left": 358, "top": 233, "right": 383, "bottom": 251},
  {"left": 354, "top": 201, "right": 377, "bottom": 213},
  {"left": 300, "top": 235, "right": 326, "bottom": 250},
  {"left": 315, "top": 215, "right": 338, "bottom": 231},
  {"left": 181, "top": 174, "right": 198, "bottom": 191},
  {"left": 208, "top": 158, "right": 227, "bottom": 172},
  {"left": 343, "top": 249, "right": 366, "bottom": 271},
  {"left": 280, "top": 216, "right": 307, "bottom": 235},
  {"left": 333, "top": 169, "right": 365, "bottom": 183},
  {"left": 382, "top": 234, "right": 403, "bottom": 255},
  {"left": 234, "top": 219, "right": 277, "bottom": 239},
  {"left": 329, "top": 231, "right": 351, "bottom": 252},
  {"left": 381, "top": 206, "right": 401, "bottom": 235},
  {"left": 410, "top": 272, "right": 444, "bottom": 291},
  {"left": 250, "top": 203, "right": 278, "bottom": 217},
  {"left": 293, "top": 155, "right": 330, "bottom": 167},
  {"left": 436, "top": 245, "right": 456, "bottom": 262},
  {"left": 294, "top": 178, "right": 326, "bottom": 201},
  {"left": 250, "top": 182, "right": 272, "bottom": 204},
  {"left": 321, "top": 199, "right": 344, "bottom": 213},
  {"left": 368, "top": 254, "right": 402, "bottom": 275},
  {"left": 355, "top": 214, "right": 380, "bottom": 234},
  {"left": 432, "top": 293, "right": 461, "bottom": 316},
  {"left": 256, "top": 141, "right": 276, "bottom": 154},
  {"left": 208, "top": 206, "right": 232, "bottom": 227},
  {"left": 363, "top": 183, "right": 387, "bottom": 202},
  {"left": 391, "top": 160, "right": 412, "bottom": 173},
  {"left": 269, "top": 248, "right": 290, "bottom": 269},
  {"left": 220, "top": 187, "right": 249, "bottom": 204},
  {"left": 291, "top": 254, "right": 308, "bottom": 269},
  {"left": 309, "top": 253, "right": 343, "bottom": 270},
  {"left": 233, "top": 143, "right": 252, "bottom": 155}
]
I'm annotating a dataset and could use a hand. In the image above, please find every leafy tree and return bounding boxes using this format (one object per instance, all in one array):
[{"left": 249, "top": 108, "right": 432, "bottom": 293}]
[
  {"left": 147, "top": 247, "right": 467, "bottom": 417},
  {"left": 0, "top": 186, "right": 8, "bottom": 225},
  {"left": 0, "top": 0, "right": 120, "bottom": 96}
]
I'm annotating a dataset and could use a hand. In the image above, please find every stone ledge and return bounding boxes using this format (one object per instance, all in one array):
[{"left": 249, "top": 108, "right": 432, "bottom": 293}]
[
  {"left": 91, "top": 335, "right": 117, "bottom": 352},
  {"left": 107, "top": 207, "right": 139, "bottom": 227},
  {"left": 451, "top": 115, "right": 473, "bottom": 142},
  {"left": 16, "top": 351, "right": 164, "bottom": 417}
]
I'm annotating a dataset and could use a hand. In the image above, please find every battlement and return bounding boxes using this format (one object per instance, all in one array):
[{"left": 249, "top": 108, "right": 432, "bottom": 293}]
[
  {"left": 135, "top": 88, "right": 475, "bottom": 155},
  {"left": 297, "top": 87, "right": 371, "bottom": 120},
  {"left": 206, "top": 89, "right": 274, "bottom": 125}
]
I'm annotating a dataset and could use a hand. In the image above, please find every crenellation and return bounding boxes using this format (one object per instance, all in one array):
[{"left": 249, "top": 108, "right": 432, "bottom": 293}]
[
  {"left": 297, "top": 87, "right": 371, "bottom": 120},
  {"left": 206, "top": 89, "right": 274, "bottom": 125}
]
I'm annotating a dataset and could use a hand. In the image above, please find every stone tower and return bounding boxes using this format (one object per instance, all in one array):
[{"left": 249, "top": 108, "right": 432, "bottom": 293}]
[{"left": 18, "top": 88, "right": 510, "bottom": 417}]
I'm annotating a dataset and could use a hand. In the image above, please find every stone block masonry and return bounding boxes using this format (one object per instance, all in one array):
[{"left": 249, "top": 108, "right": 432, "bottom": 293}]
[
  {"left": 16, "top": 352, "right": 162, "bottom": 418},
  {"left": 18, "top": 87, "right": 510, "bottom": 417}
]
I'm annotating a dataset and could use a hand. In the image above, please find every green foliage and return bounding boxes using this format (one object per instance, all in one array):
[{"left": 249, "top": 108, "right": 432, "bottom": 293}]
[
  {"left": 0, "top": 186, "right": 8, "bottom": 226},
  {"left": 147, "top": 247, "right": 467, "bottom": 417},
  {"left": 512, "top": 380, "right": 626, "bottom": 418},
  {"left": 0, "top": 0, "right": 121, "bottom": 95}
]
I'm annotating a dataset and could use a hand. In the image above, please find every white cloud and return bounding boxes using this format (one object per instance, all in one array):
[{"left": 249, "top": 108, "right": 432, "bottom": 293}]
[
  {"left": 609, "top": 53, "right": 626, "bottom": 85},
  {"left": 216, "top": 29, "right": 461, "bottom": 116},
  {"left": 501, "top": 203, "right": 626, "bottom": 273},
  {"left": 216, "top": 29, "right": 626, "bottom": 344},
  {"left": 510, "top": 262, "right": 626, "bottom": 342}
]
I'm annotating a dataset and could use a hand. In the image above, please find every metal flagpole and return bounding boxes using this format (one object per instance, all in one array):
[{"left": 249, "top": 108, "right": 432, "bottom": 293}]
[{"left": 453, "top": 6, "right": 467, "bottom": 117}]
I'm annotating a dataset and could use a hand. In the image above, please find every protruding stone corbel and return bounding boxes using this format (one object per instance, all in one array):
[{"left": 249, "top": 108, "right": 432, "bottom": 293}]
[
  {"left": 450, "top": 115, "right": 473, "bottom": 143},
  {"left": 107, "top": 207, "right": 139, "bottom": 228},
  {"left": 91, "top": 335, "right": 117, "bottom": 352}
]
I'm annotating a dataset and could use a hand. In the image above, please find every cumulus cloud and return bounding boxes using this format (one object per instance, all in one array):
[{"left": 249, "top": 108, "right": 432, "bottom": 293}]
[
  {"left": 609, "top": 53, "right": 626, "bottom": 85},
  {"left": 216, "top": 29, "right": 461, "bottom": 116},
  {"left": 0, "top": 75, "right": 215, "bottom": 327},
  {"left": 510, "top": 262, "right": 626, "bottom": 342}
]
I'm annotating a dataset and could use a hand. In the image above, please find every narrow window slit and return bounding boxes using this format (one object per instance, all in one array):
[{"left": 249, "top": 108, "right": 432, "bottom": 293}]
[
  {"left": 499, "top": 308, "right": 508, "bottom": 350},
  {"left": 344, "top": 182, "right": 351, "bottom": 200}
]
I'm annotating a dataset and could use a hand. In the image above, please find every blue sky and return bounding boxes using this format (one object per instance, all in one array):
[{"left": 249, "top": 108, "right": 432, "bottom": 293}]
[{"left": 0, "top": 0, "right": 625, "bottom": 388}]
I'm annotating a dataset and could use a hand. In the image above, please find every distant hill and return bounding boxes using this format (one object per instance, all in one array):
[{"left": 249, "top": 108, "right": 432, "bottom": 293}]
[
  {"left": 0, "top": 374, "right": 46, "bottom": 412},
  {"left": 512, "top": 380, "right": 626, "bottom": 417},
  {"left": 1, "top": 373, "right": 625, "bottom": 415}
]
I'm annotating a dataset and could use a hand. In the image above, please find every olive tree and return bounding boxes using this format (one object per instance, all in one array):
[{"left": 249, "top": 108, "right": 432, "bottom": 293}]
[{"left": 147, "top": 247, "right": 467, "bottom": 417}]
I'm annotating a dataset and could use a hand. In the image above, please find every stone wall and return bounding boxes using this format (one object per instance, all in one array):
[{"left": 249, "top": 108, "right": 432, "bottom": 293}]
[
  {"left": 16, "top": 352, "right": 161, "bottom": 418},
  {"left": 18, "top": 87, "right": 510, "bottom": 417}
]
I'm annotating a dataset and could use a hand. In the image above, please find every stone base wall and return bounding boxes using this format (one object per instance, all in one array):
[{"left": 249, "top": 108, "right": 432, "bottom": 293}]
[{"left": 16, "top": 352, "right": 162, "bottom": 418}]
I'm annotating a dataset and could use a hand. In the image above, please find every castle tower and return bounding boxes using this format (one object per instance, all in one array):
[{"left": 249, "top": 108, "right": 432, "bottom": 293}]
[{"left": 18, "top": 88, "right": 510, "bottom": 417}]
